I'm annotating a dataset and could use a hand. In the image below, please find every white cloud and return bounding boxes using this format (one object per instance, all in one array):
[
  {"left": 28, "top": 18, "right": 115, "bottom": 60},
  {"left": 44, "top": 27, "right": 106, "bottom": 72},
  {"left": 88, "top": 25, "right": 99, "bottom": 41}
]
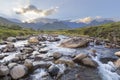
[
  {"left": 13, "top": 5, "right": 58, "bottom": 23},
  {"left": 70, "top": 16, "right": 102, "bottom": 23}
]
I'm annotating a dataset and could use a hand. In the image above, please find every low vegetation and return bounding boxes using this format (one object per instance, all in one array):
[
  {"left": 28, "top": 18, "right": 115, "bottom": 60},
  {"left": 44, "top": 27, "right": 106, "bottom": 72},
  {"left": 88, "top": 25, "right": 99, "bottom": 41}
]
[
  {"left": 0, "top": 25, "right": 39, "bottom": 40},
  {"left": 0, "top": 21, "right": 120, "bottom": 43},
  {"left": 43, "top": 22, "right": 120, "bottom": 39}
]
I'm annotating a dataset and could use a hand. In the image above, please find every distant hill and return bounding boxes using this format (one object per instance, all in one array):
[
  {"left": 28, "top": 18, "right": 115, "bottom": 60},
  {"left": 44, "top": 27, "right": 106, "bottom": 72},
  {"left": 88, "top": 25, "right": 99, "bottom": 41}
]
[
  {"left": 51, "top": 21, "right": 120, "bottom": 40},
  {"left": 0, "top": 17, "right": 16, "bottom": 26},
  {"left": 39, "top": 22, "right": 70, "bottom": 30},
  {"left": 63, "top": 19, "right": 114, "bottom": 28},
  {"left": 0, "top": 16, "right": 117, "bottom": 30}
]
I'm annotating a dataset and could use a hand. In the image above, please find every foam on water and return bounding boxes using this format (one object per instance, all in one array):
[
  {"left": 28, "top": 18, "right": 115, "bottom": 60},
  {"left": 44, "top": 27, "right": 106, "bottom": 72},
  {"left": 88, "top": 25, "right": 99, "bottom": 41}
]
[
  {"left": 93, "top": 56, "right": 120, "bottom": 80},
  {"left": 31, "top": 69, "right": 48, "bottom": 80}
]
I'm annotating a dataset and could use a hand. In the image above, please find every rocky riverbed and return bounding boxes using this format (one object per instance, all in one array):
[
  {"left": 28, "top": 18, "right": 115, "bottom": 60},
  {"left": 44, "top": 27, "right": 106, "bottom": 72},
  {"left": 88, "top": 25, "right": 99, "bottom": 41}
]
[{"left": 0, "top": 34, "right": 120, "bottom": 80}]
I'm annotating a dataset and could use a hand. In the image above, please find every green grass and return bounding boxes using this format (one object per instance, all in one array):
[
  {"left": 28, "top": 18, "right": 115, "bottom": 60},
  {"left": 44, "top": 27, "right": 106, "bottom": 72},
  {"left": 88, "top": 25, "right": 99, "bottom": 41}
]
[
  {"left": 0, "top": 25, "right": 39, "bottom": 40},
  {"left": 41, "top": 22, "right": 120, "bottom": 41},
  {"left": 0, "top": 21, "right": 120, "bottom": 43}
]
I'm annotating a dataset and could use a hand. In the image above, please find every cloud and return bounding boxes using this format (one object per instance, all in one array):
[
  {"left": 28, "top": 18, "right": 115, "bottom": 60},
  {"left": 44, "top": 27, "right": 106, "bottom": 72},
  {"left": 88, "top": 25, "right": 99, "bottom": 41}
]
[
  {"left": 13, "top": 5, "right": 58, "bottom": 23},
  {"left": 70, "top": 16, "right": 102, "bottom": 23}
]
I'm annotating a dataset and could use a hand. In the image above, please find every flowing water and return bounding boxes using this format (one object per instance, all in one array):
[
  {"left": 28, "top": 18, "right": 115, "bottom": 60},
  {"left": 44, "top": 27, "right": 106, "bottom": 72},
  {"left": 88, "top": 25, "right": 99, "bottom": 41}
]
[{"left": 0, "top": 35, "right": 120, "bottom": 80}]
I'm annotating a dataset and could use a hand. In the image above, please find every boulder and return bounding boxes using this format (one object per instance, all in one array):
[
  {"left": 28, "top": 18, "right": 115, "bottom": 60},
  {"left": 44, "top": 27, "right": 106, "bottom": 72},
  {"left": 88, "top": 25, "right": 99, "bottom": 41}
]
[
  {"left": 11, "top": 57, "right": 19, "bottom": 62},
  {"left": 55, "top": 59, "right": 75, "bottom": 68},
  {"left": 59, "top": 37, "right": 88, "bottom": 48},
  {"left": 73, "top": 53, "right": 88, "bottom": 63},
  {"left": 94, "top": 39, "right": 103, "bottom": 45},
  {"left": 7, "top": 37, "right": 17, "bottom": 42},
  {"left": 48, "top": 37, "right": 60, "bottom": 42},
  {"left": 0, "top": 41, "right": 8, "bottom": 45},
  {"left": 48, "top": 65, "right": 60, "bottom": 78},
  {"left": 16, "top": 36, "right": 28, "bottom": 40},
  {"left": 24, "top": 59, "right": 33, "bottom": 70},
  {"left": 10, "top": 65, "right": 28, "bottom": 79},
  {"left": 15, "top": 54, "right": 26, "bottom": 60},
  {"left": 114, "top": 59, "right": 120, "bottom": 68},
  {"left": 38, "top": 36, "right": 47, "bottom": 41},
  {"left": 0, "top": 55, "right": 5, "bottom": 59},
  {"left": 39, "top": 48, "right": 49, "bottom": 54},
  {"left": 8, "top": 63, "right": 17, "bottom": 69},
  {"left": 0, "top": 65, "right": 9, "bottom": 76},
  {"left": 115, "top": 51, "right": 120, "bottom": 57},
  {"left": 1, "top": 43, "right": 16, "bottom": 53},
  {"left": 28, "top": 37, "right": 39, "bottom": 44},
  {"left": 20, "top": 47, "right": 34, "bottom": 54},
  {"left": 33, "top": 61, "right": 51, "bottom": 69},
  {"left": 52, "top": 52, "right": 63, "bottom": 60},
  {"left": 81, "top": 57, "right": 98, "bottom": 68}
]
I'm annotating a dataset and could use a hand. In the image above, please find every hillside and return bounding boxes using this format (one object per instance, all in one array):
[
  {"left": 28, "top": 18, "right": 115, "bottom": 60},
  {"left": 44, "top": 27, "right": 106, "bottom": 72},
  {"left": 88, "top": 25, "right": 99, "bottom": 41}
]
[
  {"left": 39, "top": 22, "right": 70, "bottom": 30},
  {"left": 0, "top": 25, "right": 38, "bottom": 40},
  {"left": 44, "top": 22, "right": 120, "bottom": 43}
]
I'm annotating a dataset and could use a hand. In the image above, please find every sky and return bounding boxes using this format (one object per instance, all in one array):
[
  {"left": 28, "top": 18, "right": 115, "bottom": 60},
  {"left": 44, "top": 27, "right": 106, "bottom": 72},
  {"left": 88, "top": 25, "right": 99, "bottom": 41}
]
[{"left": 0, "top": 0, "right": 120, "bottom": 22}]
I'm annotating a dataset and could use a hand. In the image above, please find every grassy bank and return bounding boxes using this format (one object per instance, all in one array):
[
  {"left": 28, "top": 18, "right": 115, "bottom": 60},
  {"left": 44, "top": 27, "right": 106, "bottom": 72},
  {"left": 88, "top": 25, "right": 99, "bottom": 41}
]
[
  {"left": 42, "top": 22, "right": 120, "bottom": 40},
  {"left": 0, "top": 25, "right": 39, "bottom": 40}
]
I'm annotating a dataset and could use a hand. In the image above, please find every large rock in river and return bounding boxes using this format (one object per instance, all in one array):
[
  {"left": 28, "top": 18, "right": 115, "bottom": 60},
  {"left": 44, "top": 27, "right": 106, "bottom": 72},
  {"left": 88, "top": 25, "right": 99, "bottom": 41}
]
[
  {"left": 81, "top": 57, "right": 98, "bottom": 68},
  {"left": 7, "top": 37, "right": 17, "bottom": 42},
  {"left": 1, "top": 43, "right": 16, "bottom": 53},
  {"left": 73, "top": 53, "right": 88, "bottom": 63},
  {"left": 0, "top": 65, "right": 9, "bottom": 76},
  {"left": 59, "top": 37, "right": 88, "bottom": 48},
  {"left": 10, "top": 65, "right": 28, "bottom": 79},
  {"left": 28, "top": 37, "right": 39, "bottom": 44},
  {"left": 73, "top": 53, "right": 98, "bottom": 68},
  {"left": 115, "top": 51, "right": 120, "bottom": 57}
]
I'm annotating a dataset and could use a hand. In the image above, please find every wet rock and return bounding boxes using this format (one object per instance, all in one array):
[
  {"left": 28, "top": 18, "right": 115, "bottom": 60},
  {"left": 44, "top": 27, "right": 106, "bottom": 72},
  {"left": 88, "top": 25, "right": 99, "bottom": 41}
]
[
  {"left": 61, "top": 66, "right": 101, "bottom": 80},
  {"left": 8, "top": 63, "right": 17, "bottom": 69},
  {"left": 59, "top": 37, "right": 88, "bottom": 48},
  {"left": 1, "top": 43, "right": 16, "bottom": 53},
  {"left": 20, "top": 47, "right": 34, "bottom": 54},
  {"left": 114, "top": 59, "right": 120, "bottom": 68},
  {"left": 0, "top": 65, "right": 9, "bottom": 76},
  {"left": 48, "top": 65, "right": 60, "bottom": 79},
  {"left": 11, "top": 57, "right": 19, "bottom": 62},
  {"left": 7, "top": 37, "right": 17, "bottom": 42},
  {"left": 0, "top": 55, "right": 5, "bottom": 59},
  {"left": 24, "top": 59, "right": 33, "bottom": 70},
  {"left": 48, "top": 37, "right": 60, "bottom": 42},
  {"left": 115, "top": 51, "right": 120, "bottom": 57},
  {"left": 34, "top": 55, "right": 44, "bottom": 61},
  {"left": 94, "top": 39, "right": 103, "bottom": 45},
  {"left": 10, "top": 65, "right": 28, "bottom": 79},
  {"left": 38, "top": 35, "right": 47, "bottom": 41},
  {"left": 73, "top": 53, "right": 88, "bottom": 63},
  {"left": 28, "top": 37, "right": 39, "bottom": 44},
  {"left": 39, "top": 48, "right": 49, "bottom": 54},
  {"left": 15, "top": 54, "right": 26, "bottom": 60},
  {"left": 16, "top": 36, "right": 28, "bottom": 40},
  {"left": 100, "top": 57, "right": 117, "bottom": 63},
  {"left": 33, "top": 61, "right": 51, "bottom": 69},
  {"left": 52, "top": 52, "right": 63, "bottom": 60},
  {"left": 0, "top": 41, "right": 8, "bottom": 45},
  {"left": 81, "top": 57, "right": 98, "bottom": 68},
  {"left": 55, "top": 59, "right": 75, "bottom": 68}
]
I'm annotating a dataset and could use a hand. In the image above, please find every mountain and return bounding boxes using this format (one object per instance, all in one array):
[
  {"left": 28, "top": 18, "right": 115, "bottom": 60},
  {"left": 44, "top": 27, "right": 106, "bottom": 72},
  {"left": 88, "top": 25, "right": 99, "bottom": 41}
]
[
  {"left": 0, "top": 17, "right": 16, "bottom": 25},
  {"left": 8, "top": 18, "right": 21, "bottom": 23},
  {"left": 63, "top": 19, "right": 114, "bottom": 28},
  {"left": 0, "top": 16, "right": 117, "bottom": 30},
  {"left": 39, "top": 22, "right": 70, "bottom": 30}
]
